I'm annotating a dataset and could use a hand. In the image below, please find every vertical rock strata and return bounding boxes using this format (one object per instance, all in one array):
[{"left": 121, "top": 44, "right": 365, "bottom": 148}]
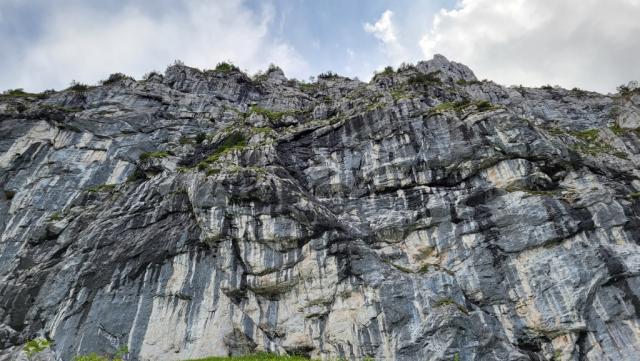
[{"left": 1, "top": 55, "right": 640, "bottom": 360}]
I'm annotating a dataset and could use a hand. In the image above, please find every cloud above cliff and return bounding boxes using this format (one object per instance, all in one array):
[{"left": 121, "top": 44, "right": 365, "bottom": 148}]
[
  {"left": 0, "top": 0, "right": 309, "bottom": 91},
  {"left": 417, "top": 0, "right": 640, "bottom": 92},
  {"left": 364, "top": 10, "right": 407, "bottom": 65},
  {"left": 0, "top": 0, "right": 452, "bottom": 90},
  {"left": 1, "top": 0, "right": 638, "bottom": 93}
]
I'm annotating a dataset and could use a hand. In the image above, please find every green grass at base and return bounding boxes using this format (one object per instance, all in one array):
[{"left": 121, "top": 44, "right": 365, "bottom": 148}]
[{"left": 184, "top": 353, "right": 313, "bottom": 361}]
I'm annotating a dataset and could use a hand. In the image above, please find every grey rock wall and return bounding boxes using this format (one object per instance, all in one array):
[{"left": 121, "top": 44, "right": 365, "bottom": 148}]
[{"left": 1, "top": 55, "right": 640, "bottom": 360}]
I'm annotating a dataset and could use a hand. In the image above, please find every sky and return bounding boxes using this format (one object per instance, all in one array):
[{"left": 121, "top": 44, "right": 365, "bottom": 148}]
[{"left": 0, "top": 0, "right": 639, "bottom": 93}]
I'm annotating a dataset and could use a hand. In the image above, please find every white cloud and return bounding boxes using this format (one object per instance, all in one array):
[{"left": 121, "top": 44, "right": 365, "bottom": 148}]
[
  {"left": 364, "top": 10, "right": 408, "bottom": 66},
  {"left": 419, "top": 0, "right": 640, "bottom": 93},
  {"left": 364, "top": 10, "right": 397, "bottom": 44},
  {"left": 2, "top": 1, "right": 309, "bottom": 91}
]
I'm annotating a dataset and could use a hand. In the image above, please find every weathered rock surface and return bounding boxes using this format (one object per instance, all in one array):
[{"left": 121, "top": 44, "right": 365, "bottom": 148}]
[{"left": 1, "top": 56, "right": 640, "bottom": 361}]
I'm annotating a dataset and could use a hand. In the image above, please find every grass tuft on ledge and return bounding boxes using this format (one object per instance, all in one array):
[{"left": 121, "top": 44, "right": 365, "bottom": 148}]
[
  {"left": 140, "top": 151, "right": 169, "bottom": 162},
  {"left": 213, "top": 62, "right": 240, "bottom": 73}
]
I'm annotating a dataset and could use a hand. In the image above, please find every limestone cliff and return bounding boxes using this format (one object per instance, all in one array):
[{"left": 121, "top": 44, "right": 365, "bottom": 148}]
[{"left": 1, "top": 55, "right": 640, "bottom": 361}]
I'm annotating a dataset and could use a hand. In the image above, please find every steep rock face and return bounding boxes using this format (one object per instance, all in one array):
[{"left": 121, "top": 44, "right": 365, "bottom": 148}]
[{"left": 1, "top": 56, "right": 640, "bottom": 361}]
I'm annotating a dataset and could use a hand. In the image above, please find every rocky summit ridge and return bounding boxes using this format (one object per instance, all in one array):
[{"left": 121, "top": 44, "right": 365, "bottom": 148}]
[{"left": 1, "top": 55, "right": 640, "bottom": 361}]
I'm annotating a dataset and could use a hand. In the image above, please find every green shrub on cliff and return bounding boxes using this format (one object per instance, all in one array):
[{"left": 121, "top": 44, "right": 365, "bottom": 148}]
[
  {"left": 1, "top": 88, "right": 47, "bottom": 99},
  {"left": 139, "top": 151, "right": 169, "bottom": 161},
  {"left": 23, "top": 338, "right": 51, "bottom": 361},
  {"left": 407, "top": 71, "right": 441, "bottom": 86},
  {"left": 214, "top": 62, "right": 240, "bottom": 73},
  {"left": 68, "top": 80, "right": 89, "bottom": 92},
  {"left": 101, "top": 73, "right": 131, "bottom": 85},
  {"left": 73, "top": 353, "right": 109, "bottom": 361}
]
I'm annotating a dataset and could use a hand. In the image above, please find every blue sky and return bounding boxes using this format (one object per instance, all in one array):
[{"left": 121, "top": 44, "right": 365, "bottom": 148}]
[
  {"left": 249, "top": 0, "right": 453, "bottom": 79},
  {"left": 1, "top": 0, "right": 639, "bottom": 93}
]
